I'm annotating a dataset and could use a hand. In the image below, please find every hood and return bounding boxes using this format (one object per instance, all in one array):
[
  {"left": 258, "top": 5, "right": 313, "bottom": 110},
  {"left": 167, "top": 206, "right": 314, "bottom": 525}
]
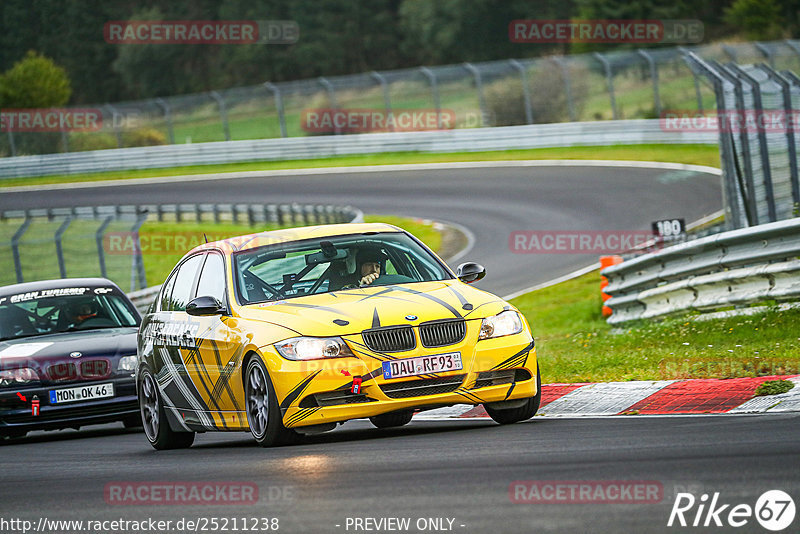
[
  {"left": 0, "top": 327, "right": 138, "bottom": 382},
  {"left": 236, "top": 280, "right": 508, "bottom": 337}
]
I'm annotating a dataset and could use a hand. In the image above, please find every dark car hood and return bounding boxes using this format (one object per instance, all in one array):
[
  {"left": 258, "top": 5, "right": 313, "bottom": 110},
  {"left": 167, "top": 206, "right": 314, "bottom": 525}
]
[{"left": 0, "top": 327, "right": 138, "bottom": 383}]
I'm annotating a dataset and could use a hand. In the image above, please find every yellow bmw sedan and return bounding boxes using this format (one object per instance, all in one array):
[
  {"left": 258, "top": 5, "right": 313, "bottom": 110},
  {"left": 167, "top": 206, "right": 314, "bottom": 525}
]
[{"left": 136, "top": 223, "right": 539, "bottom": 449}]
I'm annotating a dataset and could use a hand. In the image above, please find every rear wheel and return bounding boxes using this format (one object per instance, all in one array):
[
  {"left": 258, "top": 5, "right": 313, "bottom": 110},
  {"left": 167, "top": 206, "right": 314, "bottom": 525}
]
[
  {"left": 139, "top": 368, "right": 195, "bottom": 450},
  {"left": 245, "top": 357, "right": 299, "bottom": 447},
  {"left": 369, "top": 409, "right": 414, "bottom": 429},
  {"left": 484, "top": 365, "right": 541, "bottom": 425}
]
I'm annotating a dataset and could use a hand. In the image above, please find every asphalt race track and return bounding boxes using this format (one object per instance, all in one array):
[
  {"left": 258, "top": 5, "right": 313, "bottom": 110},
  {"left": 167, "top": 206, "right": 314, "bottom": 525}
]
[
  {"left": 3, "top": 165, "right": 798, "bottom": 533},
  {"left": 1, "top": 163, "right": 722, "bottom": 296}
]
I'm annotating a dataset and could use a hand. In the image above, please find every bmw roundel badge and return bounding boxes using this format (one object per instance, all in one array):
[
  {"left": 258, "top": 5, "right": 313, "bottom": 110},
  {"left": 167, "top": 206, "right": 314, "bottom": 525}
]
[
  {"left": 69, "top": 351, "right": 82, "bottom": 359},
  {"left": 405, "top": 315, "right": 417, "bottom": 321}
]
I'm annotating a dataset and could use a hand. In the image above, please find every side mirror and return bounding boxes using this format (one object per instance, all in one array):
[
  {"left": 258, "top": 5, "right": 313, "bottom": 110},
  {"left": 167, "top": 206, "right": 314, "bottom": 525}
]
[
  {"left": 456, "top": 262, "right": 486, "bottom": 284},
  {"left": 186, "top": 296, "right": 226, "bottom": 316}
]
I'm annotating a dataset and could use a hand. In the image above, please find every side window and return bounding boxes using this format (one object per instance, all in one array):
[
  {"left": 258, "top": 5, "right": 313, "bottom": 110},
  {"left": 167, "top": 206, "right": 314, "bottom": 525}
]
[
  {"left": 196, "top": 253, "right": 226, "bottom": 304},
  {"left": 168, "top": 255, "right": 204, "bottom": 312},
  {"left": 159, "top": 270, "right": 178, "bottom": 311}
]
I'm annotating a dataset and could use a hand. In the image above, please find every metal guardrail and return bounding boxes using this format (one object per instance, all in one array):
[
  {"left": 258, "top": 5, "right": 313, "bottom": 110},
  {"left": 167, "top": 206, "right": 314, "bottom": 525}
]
[
  {"left": 603, "top": 218, "right": 800, "bottom": 324},
  {"left": 0, "top": 120, "right": 717, "bottom": 178}
]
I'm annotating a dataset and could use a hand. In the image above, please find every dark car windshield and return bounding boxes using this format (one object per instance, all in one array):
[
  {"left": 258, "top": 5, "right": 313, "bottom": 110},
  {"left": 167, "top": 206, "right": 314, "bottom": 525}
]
[
  {"left": 0, "top": 288, "right": 139, "bottom": 341},
  {"left": 234, "top": 232, "right": 452, "bottom": 304}
]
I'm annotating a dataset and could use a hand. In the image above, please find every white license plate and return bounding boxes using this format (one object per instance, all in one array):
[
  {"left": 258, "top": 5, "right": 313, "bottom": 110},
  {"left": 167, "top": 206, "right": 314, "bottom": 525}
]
[
  {"left": 382, "top": 352, "right": 463, "bottom": 379},
  {"left": 49, "top": 382, "right": 114, "bottom": 404}
]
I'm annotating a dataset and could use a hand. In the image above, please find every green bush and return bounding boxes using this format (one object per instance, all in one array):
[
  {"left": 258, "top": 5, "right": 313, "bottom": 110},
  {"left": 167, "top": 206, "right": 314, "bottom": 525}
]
[
  {"left": 754, "top": 380, "right": 795, "bottom": 396},
  {"left": 122, "top": 128, "right": 167, "bottom": 147}
]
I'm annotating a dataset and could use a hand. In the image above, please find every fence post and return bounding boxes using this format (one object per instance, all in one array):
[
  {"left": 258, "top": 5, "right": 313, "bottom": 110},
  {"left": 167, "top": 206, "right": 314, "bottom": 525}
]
[
  {"left": 61, "top": 130, "right": 70, "bottom": 153},
  {"left": 11, "top": 217, "right": 32, "bottom": 283},
  {"left": 463, "top": 63, "right": 488, "bottom": 127},
  {"left": 95, "top": 216, "right": 113, "bottom": 278},
  {"left": 370, "top": 71, "right": 393, "bottom": 131},
  {"left": 593, "top": 53, "right": 618, "bottom": 120},
  {"left": 726, "top": 63, "right": 778, "bottom": 223},
  {"left": 758, "top": 66, "right": 800, "bottom": 208},
  {"left": 680, "top": 47, "right": 705, "bottom": 112},
  {"left": 263, "top": 83, "right": 287, "bottom": 138},
  {"left": 754, "top": 42, "right": 774, "bottom": 68},
  {"left": 712, "top": 61, "right": 757, "bottom": 225},
  {"left": 104, "top": 104, "right": 123, "bottom": 148},
  {"left": 6, "top": 130, "right": 16, "bottom": 157},
  {"left": 637, "top": 50, "right": 661, "bottom": 117},
  {"left": 550, "top": 57, "right": 576, "bottom": 122},
  {"left": 683, "top": 52, "right": 744, "bottom": 229},
  {"left": 155, "top": 98, "right": 175, "bottom": 144},
  {"left": 209, "top": 91, "right": 231, "bottom": 142},
  {"left": 420, "top": 67, "right": 442, "bottom": 129},
  {"left": 318, "top": 77, "right": 339, "bottom": 134},
  {"left": 508, "top": 59, "right": 533, "bottom": 124},
  {"left": 130, "top": 213, "right": 148, "bottom": 291},
  {"left": 723, "top": 45, "right": 738, "bottom": 63},
  {"left": 54, "top": 217, "right": 72, "bottom": 278}
]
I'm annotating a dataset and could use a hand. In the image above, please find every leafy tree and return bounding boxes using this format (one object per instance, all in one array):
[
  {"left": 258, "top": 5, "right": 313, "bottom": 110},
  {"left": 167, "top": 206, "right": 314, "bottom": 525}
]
[
  {"left": 724, "top": 0, "right": 783, "bottom": 40},
  {"left": 0, "top": 50, "right": 71, "bottom": 108}
]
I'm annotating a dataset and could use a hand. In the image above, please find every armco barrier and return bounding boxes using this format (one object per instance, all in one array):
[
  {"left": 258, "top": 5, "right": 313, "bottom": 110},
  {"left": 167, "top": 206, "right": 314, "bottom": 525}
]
[
  {"left": 0, "top": 120, "right": 717, "bottom": 178},
  {"left": 603, "top": 218, "right": 800, "bottom": 324}
]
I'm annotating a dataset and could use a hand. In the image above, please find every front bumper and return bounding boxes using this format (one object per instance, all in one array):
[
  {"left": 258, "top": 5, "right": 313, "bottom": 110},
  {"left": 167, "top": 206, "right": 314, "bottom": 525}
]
[
  {"left": 0, "top": 377, "right": 138, "bottom": 434},
  {"left": 267, "top": 328, "right": 538, "bottom": 429}
]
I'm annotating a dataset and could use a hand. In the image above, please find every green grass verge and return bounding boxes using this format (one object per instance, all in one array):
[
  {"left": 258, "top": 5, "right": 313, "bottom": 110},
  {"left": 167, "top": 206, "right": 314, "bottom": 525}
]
[
  {"left": 2, "top": 144, "right": 721, "bottom": 188},
  {"left": 511, "top": 270, "right": 800, "bottom": 384}
]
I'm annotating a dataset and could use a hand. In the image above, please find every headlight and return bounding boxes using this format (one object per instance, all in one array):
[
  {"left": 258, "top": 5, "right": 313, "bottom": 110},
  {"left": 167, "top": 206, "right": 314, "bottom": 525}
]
[
  {"left": 0, "top": 367, "right": 39, "bottom": 387},
  {"left": 479, "top": 310, "right": 523, "bottom": 340},
  {"left": 117, "top": 355, "right": 138, "bottom": 372},
  {"left": 275, "top": 337, "right": 355, "bottom": 361}
]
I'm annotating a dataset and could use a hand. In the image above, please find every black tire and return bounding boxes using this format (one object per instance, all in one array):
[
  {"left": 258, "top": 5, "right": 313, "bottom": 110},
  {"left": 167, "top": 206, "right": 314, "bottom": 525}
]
[
  {"left": 369, "top": 409, "right": 414, "bottom": 429},
  {"left": 484, "top": 365, "right": 541, "bottom": 425},
  {"left": 244, "top": 356, "right": 299, "bottom": 447},
  {"left": 139, "top": 367, "right": 195, "bottom": 450}
]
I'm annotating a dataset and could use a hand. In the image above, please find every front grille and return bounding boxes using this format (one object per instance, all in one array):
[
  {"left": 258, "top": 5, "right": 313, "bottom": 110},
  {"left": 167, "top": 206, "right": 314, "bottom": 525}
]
[
  {"left": 473, "top": 368, "right": 532, "bottom": 389},
  {"left": 419, "top": 319, "right": 466, "bottom": 348},
  {"left": 48, "top": 363, "right": 77, "bottom": 381},
  {"left": 300, "top": 391, "right": 377, "bottom": 408},
  {"left": 80, "top": 359, "right": 110, "bottom": 379},
  {"left": 380, "top": 374, "right": 466, "bottom": 399},
  {"left": 362, "top": 326, "right": 416, "bottom": 352}
]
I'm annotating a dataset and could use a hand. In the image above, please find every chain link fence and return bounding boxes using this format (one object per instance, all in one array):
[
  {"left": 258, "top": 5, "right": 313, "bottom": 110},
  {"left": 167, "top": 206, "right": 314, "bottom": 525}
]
[
  {"left": 3, "top": 40, "right": 799, "bottom": 157},
  {"left": 684, "top": 52, "right": 800, "bottom": 230},
  {"left": 0, "top": 204, "right": 361, "bottom": 291}
]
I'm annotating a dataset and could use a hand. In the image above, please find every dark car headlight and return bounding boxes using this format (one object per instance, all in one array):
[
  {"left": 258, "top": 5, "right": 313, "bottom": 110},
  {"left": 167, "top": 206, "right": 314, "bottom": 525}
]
[
  {"left": 479, "top": 310, "right": 523, "bottom": 340},
  {"left": 0, "top": 368, "right": 39, "bottom": 387},
  {"left": 117, "top": 355, "right": 138, "bottom": 372},
  {"left": 275, "top": 337, "right": 355, "bottom": 361}
]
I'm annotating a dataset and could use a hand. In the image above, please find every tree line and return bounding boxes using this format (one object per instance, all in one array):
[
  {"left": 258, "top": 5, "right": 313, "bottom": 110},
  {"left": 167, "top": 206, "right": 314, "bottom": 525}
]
[{"left": 0, "top": 0, "right": 797, "bottom": 105}]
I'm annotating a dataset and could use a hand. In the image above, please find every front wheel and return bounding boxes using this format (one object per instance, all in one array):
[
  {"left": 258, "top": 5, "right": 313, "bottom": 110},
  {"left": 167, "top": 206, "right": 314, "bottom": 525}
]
[
  {"left": 244, "top": 357, "right": 299, "bottom": 447},
  {"left": 139, "top": 368, "right": 195, "bottom": 450},
  {"left": 369, "top": 410, "right": 414, "bottom": 429},
  {"left": 484, "top": 365, "right": 541, "bottom": 424}
]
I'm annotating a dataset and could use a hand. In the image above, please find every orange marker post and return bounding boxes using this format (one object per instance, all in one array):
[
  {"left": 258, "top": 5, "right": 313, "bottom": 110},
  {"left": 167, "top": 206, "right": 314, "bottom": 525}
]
[{"left": 600, "top": 255, "right": 623, "bottom": 317}]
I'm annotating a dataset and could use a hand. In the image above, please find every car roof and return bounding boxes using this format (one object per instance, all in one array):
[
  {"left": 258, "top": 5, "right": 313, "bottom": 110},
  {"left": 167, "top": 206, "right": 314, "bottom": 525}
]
[
  {"left": 0, "top": 278, "right": 123, "bottom": 298},
  {"left": 190, "top": 222, "right": 404, "bottom": 255}
]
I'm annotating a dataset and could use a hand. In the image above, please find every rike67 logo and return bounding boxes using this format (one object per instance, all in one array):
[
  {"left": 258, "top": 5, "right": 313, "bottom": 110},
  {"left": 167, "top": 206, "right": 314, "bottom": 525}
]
[{"left": 668, "top": 490, "right": 795, "bottom": 531}]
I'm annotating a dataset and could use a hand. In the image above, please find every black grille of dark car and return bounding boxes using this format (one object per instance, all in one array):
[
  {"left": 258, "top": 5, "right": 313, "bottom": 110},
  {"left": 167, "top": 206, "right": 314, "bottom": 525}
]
[
  {"left": 380, "top": 374, "right": 466, "bottom": 399},
  {"left": 362, "top": 326, "right": 416, "bottom": 352},
  {"left": 80, "top": 359, "right": 110, "bottom": 378},
  {"left": 419, "top": 319, "right": 466, "bottom": 348},
  {"left": 48, "top": 363, "right": 77, "bottom": 381}
]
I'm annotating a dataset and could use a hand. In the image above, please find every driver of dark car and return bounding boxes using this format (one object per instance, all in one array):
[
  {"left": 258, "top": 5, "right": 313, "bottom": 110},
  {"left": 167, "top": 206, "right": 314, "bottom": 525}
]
[{"left": 66, "top": 301, "right": 97, "bottom": 328}]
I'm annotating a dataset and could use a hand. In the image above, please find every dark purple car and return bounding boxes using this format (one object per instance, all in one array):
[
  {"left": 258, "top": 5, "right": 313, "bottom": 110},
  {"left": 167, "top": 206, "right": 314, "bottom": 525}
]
[{"left": 0, "top": 278, "right": 141, "bottom": 439}]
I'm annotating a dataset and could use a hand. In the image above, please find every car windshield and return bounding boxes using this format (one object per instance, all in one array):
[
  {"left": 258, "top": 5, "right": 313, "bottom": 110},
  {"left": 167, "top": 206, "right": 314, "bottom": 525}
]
[
  {"left": 0, "top": 289, "right": 139, "bottom": 341},
  {"left": 234, "top": 232, "right": 452, "bottom": 304}
]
